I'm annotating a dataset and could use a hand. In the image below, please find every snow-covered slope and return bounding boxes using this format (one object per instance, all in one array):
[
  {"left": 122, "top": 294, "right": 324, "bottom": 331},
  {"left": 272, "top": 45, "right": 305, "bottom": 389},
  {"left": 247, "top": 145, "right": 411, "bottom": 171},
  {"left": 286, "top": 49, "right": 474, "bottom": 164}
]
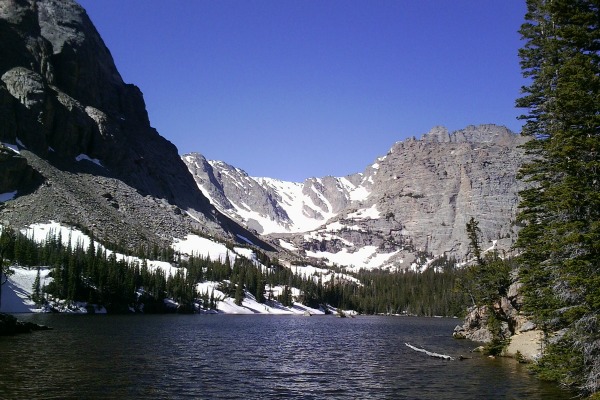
[
  {"left": 184, "top": 125, "right": 528, "bottom": 271},
  {"left": 183, "top": 153, "right": 375, "bottom": 234},
  {"left": 0, "top": 221, "right": 334, "bottom": 315}
]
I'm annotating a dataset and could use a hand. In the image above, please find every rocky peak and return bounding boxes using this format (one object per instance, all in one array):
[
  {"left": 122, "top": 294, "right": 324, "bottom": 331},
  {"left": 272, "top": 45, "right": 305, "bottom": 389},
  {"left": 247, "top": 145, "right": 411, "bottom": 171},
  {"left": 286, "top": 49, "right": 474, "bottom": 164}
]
[
  {"left": 422, "top": 126, "right": 450, "bottom": 143},
  {"left": 187, "top": 124, "right": 528, "bottom": 269},
  {"left": 0, "top": 0, "right": 195, "bottom": 204},
  {"left": 0, "top": 0, "right": 269, "bottom": 250},
  {"left": 421, "top": 124, "right": 516, "bottom": 144}
]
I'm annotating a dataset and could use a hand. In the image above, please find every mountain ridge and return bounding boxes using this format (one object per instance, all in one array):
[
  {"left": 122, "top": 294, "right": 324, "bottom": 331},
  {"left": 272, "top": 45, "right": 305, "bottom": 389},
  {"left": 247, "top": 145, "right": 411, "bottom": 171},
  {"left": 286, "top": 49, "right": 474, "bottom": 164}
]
[
  {"left": 0, "top": 0, "right": 271, "bottom": 251},
  {"left": 184, "top": 124, "right": 527, "bottom": 269}
]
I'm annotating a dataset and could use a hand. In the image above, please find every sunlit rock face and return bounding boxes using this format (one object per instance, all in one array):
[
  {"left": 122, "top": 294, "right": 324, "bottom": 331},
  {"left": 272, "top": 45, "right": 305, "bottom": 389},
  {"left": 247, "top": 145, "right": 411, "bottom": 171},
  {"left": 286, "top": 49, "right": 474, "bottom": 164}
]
[{"left": 186, "top": 124, "right": 528, "bottom": 269}]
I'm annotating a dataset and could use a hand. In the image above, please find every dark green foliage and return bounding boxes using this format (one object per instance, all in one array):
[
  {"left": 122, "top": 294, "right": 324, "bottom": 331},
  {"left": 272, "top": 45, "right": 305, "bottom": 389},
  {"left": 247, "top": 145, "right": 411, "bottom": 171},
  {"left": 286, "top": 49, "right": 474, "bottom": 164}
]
[
  {"left": 278, "top": 285, "right": 293, "bottom": 307},
  {"left": 0, "top": 225, "right": 470, "bottom": 320},
  {"left": 31, "top": 267, "right": 42, "bottom": 305},
  {"left": 466, "top": 217, "right": 483, "bottom": 266},
  {"left": 351, "top": 259, "right": 468, "bottom": 316},
  {"left": 0, "top": 228, "right": 15, "bottom": 311},
  {"left": 516, "top": 0, "right": 600, "bottom": 395},
  {"left": 482, "top": 313, "right": 511, "bottom": 357},
  {"left": 0, "top": 228, "right": 190, "bottom": 313},
  {"left": 458, "top": 251, "right": 514, "bottom": 309},
  {"left": 529, "top": 335, "right": 585, "bottom": 387}
]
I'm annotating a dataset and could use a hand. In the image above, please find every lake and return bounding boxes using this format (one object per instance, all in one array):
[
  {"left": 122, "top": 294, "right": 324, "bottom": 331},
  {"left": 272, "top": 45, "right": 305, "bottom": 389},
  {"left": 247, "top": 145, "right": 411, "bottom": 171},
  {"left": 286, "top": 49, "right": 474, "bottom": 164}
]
[{"left": 0, "top": 314, "right": 571, "bottom": 399}]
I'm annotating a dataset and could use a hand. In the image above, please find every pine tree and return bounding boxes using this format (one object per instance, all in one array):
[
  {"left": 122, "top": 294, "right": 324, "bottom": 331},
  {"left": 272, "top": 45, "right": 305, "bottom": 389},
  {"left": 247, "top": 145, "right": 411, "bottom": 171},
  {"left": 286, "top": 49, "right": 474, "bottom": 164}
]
[
  {"left": 32, "top": 267, "right": 42, "bottom": 305},
  {"left": 210, "top": 288, "right": 216, "bottom": 310},
  {"left": 234, "top": 267, "right": 245, "bottom": 306},
  {"left": 466, "top": 217, "right": 483, "bottom": 266},
  {"left": 516, "top": 0, "right": 600, "bottom": 395}
]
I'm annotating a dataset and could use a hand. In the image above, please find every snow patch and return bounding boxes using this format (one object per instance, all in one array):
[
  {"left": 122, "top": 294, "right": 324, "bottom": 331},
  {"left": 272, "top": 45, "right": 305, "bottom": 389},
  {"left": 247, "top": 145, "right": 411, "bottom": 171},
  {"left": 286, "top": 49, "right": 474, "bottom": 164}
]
[
  {"left": 0, "top": 268, "right": 52, "bottom": 313},
  {"left": 323, "top": 221, "right": 363, "bottom": 232},
  {"left": 291, "top": 264, "right": 360, "bottom": 285},
  {"left": 306, "top": 245, "right": 399, "bottom": 271},
  {"left": 195, "top": 281, "right": 325, "bottom": 315},
  {"left": 278, "top": 239, "right": 297, "bottom": 251},
  {"left": 347, "top": 204, "right": 380, "bottom": 220},
  {"left": 172, "top": 234, "right": 233, "bottom": 264},
  {"left": 1, "top": 142, "right": 20, "bottom": 154},
  {"left": 0, "top": 191, "right": 17, "bottom": 202},
  {"left": 75, "top": 154, "right": 105, "bottom": 168},
  {"left": 348, "top": 185, "right": 370, "bottom": 202},
  {"left": 21, "top": 222, "right": 179, "bottom": 277}
]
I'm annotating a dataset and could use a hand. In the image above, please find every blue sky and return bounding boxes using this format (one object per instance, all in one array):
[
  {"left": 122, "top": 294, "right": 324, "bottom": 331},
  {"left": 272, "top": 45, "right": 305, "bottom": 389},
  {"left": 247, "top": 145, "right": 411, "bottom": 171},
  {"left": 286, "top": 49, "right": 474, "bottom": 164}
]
[{"left": 78, "top": 0, "right": 527, "bottom": 182}]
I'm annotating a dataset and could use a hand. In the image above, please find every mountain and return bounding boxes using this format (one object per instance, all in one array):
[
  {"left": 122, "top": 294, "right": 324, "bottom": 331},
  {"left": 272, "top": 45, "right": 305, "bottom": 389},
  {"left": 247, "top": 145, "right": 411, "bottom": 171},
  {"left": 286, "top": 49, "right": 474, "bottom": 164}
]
[
  {"left": 183, "top": 154, "right": 365, "bottom": 234},
  {"left": 0, "top": 0, "right": 268, "bottom": 250},
  {"left": 184, "top": 124, "right": 528, "bottom": 269},
  {"left": 0, "top": 1, "right": 526, "bottom": 271}
]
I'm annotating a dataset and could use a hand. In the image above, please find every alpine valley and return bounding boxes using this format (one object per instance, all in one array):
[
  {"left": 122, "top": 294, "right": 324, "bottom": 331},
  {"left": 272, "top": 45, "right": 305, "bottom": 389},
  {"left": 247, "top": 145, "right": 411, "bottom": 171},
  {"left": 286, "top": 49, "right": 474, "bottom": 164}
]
[
  {"left": 1, "top": 0, "right": 523, "bottom": 317},
  {"left": 184, "top": 124, "right": 527, "bottom": 271}
]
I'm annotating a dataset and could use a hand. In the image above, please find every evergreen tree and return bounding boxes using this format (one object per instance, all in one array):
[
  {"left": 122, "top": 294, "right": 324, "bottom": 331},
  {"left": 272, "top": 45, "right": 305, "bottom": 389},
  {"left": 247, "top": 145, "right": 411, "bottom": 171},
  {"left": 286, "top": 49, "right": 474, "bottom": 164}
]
[
  {"left": 516, "top": 0, "right": 600, "bottom": 395},
  {"left": 279, "top": 285, "right": 293, "bottom": 307},
  {"left": 255, "top": 271, "right": 266, "bottom": 304},
  {"left": 466, "top": 217, "right": 483, "bottom": 266},
  {"left": 210, "top": 288, "right": 216, "bottom": 310},
  {"left": 32, "top": 267, "right": 42, "bottom": 305},
  {"left": 234, "top": 267, "right": 245, "bottom": 306}
]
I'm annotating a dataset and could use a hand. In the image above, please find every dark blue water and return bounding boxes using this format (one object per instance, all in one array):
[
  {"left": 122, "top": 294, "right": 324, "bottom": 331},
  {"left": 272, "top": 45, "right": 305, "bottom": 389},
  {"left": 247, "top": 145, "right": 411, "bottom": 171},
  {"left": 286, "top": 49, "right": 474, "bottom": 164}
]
[{"left": 0, "top": 315, "right": 571, "bottom": 399}]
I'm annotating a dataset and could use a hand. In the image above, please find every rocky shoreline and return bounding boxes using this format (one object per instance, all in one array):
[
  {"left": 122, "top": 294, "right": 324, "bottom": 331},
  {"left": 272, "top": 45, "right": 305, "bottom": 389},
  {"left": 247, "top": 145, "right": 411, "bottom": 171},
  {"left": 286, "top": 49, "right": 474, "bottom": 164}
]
[
  {"left": 0, "top": 313, "right": 52, "bottom": 336},
  {"left": 452, "top": 279, "right": 543, "bottom": 362}
]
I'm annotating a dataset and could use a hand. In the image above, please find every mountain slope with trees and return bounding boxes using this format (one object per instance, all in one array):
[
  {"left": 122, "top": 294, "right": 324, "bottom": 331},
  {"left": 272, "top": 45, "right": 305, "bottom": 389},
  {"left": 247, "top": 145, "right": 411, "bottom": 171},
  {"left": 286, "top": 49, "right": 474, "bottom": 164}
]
[{"left": 0, "top": 222, "right": 469, "bottom": 319}]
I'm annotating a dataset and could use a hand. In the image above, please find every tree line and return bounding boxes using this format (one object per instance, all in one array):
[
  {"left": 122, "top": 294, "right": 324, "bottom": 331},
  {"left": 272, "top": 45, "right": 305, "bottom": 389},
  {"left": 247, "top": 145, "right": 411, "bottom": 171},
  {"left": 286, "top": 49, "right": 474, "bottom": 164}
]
[
  {"left": 513, "top": 0, "right": 600, "bottom": 396},
  {"left": 0, "top": 227, "right": 469, "bottom": 317}
]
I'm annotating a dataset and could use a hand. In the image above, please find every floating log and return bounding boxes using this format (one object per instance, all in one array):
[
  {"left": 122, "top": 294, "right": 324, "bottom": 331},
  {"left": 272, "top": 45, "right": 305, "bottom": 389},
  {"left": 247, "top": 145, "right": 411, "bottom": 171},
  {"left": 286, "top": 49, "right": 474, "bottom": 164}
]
[{"left": 405, "top": 343, "right": 454, "bottom": 361}]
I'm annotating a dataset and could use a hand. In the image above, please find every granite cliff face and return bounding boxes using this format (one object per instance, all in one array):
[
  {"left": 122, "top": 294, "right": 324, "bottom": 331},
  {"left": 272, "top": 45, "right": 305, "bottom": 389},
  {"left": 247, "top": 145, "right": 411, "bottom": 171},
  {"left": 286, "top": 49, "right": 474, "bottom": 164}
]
[
  {"left": 0, "top": 0, "right": 266, "bottom": 249},
  {"left": 185, "top": 125, "right": 528, "bottom": 269}
]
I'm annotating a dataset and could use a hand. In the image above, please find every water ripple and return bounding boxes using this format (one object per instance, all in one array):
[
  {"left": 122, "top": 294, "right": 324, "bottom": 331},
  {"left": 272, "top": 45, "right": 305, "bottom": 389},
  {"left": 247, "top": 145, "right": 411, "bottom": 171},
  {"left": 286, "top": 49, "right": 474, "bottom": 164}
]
[{"left": 0, "top": 314, "right": 573, "bottom": 399}]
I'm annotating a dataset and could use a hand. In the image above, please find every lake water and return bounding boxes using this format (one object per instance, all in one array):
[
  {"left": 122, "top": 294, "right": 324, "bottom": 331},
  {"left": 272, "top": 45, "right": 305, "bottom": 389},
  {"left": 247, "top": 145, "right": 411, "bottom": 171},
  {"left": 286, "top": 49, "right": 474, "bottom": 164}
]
[{"left": 0, "top": 314, "right": 572, "bottom": 399}]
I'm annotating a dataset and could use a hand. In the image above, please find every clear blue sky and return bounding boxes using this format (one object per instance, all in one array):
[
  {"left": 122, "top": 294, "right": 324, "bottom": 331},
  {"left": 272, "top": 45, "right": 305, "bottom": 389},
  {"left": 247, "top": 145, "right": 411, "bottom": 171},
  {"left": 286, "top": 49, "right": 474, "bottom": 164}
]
[{"left": 77, "top": 0, "right": 527, "bottom": 182}]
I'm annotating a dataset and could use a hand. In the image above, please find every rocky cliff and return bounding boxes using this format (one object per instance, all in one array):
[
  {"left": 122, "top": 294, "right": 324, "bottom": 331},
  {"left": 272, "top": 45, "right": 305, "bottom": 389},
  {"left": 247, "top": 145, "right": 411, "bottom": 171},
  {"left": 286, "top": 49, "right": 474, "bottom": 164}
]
[
  {"left": 183, "top": 153, "right": 360, "bottom": 234},
  {"left": 185, "top": 125, "right": 528, "bottom": 269},
  {"left": 0, "top": 0, "right": 267, "bottom": 249}
]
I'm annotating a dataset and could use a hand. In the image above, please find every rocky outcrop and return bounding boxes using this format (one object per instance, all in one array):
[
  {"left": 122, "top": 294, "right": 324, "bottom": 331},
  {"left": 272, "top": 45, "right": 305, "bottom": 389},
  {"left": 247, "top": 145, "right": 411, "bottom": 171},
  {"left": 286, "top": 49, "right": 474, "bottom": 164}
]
[
  {"left": 0, "top": 312, "right": 51, "bottom": 335},
  {"left": 0, "top": 0, "right": 203, "bottom": 204},
  {"left": 452, "top": 276, "right": 542, "bottom": 361},
  {"left": 0, "top": 0, "right": 270, "bottom": 249},
  {"left": 186, "top": 124, "right": 528, "bottom": 267},
  {"left": 0, "top": 146, "right": 37, "bottom": 194},
  {"left": 359, "top": 125, "right": 527, "bottom": 260},
  {"left": 184, "top": 154, "right": 294, "bottom": 233},
  {"left": 452, "top": 305, "right": 495, "bottom": 342}
]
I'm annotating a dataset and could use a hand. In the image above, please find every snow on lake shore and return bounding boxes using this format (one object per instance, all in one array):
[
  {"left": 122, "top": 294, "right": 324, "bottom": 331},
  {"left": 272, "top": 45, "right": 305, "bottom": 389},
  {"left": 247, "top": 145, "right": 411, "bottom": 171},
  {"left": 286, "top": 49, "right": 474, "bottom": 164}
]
[
  {"left": 1, "top": 221, "right": 328, "bottom": 315},
  {"left": 1, "top": 268, "right": 51, "bottom": 313}
]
